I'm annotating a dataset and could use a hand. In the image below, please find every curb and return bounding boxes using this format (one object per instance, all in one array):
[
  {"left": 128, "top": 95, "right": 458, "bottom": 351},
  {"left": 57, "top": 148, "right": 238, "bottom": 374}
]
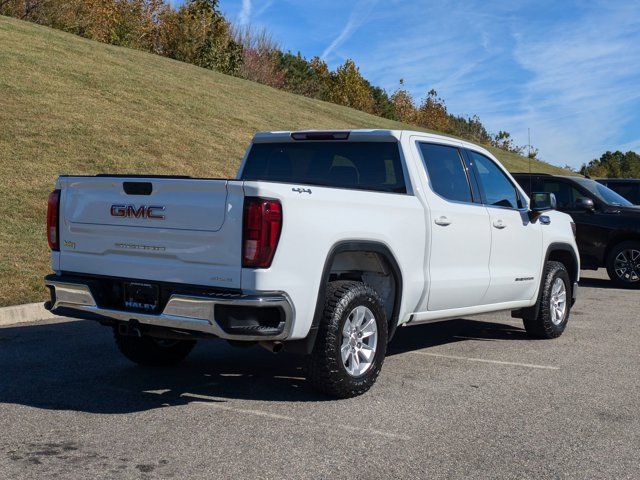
[{"left": 0, "top": 302, "right": 57, "bottom": 327}]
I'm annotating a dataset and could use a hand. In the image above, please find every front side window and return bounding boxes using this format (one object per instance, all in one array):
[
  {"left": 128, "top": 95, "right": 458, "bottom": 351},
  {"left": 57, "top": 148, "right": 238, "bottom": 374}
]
[
  {"left": 418, "top": 143, "right": 472, "bottom": 203},
  {"left": 468, "top": 151, "right": 520, "bottom": 209}
]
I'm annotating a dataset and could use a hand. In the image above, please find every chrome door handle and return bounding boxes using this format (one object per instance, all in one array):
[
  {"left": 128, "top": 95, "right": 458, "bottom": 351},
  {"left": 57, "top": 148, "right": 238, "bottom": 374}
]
[
  {"left": 493, "top": 219, "right": 506, "bottom": 229},
  {"left": 434, "top": 216, "right": 451, "bottom": 226}
]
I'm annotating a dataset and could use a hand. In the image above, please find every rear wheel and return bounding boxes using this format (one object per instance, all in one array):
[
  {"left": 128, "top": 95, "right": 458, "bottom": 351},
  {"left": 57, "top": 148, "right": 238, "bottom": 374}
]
[
  {"left": 606, "top": 241, "right": 640, "bottom": 289},
  {"left": 523, "top": 261, "right": 571, "bottom": 339},
  {"left": 114, "top": 328, "right": 196, "bottom": 366},
  {"left": 308, "top": 281, "right": 388, "bottom": 398}
]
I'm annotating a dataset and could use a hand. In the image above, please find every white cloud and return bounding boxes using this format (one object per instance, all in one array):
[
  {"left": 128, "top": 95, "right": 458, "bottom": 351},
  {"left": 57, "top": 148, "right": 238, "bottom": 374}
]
[
  {"left": 352, "top": 1, "right": 640, "bottom": 167},
  {"left": 506, "top": 4, "right": 640, "bottom": 166},
  {"left": 239, "top": 0, "right": 251, "bottom": 26},
  {"left": 241, "top": 0, "right": 640, "bottom": 167},
  {"left": 321, "top": 0, "right": 379, "bottom": 61},
  {"left": 254, "top": 0, "right": 273, "bottom": 18},
  {"left": 616, "top": 139, "right": 640, "bottom": 153}
]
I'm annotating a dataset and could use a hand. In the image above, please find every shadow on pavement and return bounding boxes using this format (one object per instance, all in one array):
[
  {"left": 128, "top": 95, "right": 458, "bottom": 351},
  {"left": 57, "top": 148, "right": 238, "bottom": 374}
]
[
  {"left": 0, "top": 316, "right": 528, "bottom": 413},
  {"left": 578, "top": 276, "right": 619, "bottom": 290},
  {"left": 389, "top": 317, "right": 529, "bottom": 355}
]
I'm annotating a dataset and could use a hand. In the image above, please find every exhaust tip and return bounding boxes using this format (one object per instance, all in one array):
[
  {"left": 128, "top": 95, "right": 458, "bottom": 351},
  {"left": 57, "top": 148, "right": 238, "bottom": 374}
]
[
  {"left": 118, "top": 321, "right": 142, "bottom": 338},
  {"left": 259, "top": 341, "right": 283, "bottom": 353}
]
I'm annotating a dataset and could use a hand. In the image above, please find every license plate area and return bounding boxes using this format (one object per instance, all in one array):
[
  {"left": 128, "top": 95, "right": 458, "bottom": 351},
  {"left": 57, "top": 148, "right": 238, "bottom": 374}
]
[{"left": 123, "top": 282, "right": 159, "bottom": 313}]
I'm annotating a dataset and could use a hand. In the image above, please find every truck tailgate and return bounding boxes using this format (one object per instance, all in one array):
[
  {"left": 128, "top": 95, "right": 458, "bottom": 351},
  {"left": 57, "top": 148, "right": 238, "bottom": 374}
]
[{"left": 56, "top": 176, "right": 244, "bottom": 289}]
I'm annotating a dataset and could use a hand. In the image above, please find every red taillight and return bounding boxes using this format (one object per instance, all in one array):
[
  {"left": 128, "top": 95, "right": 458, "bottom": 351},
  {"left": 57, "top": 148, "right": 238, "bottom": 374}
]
[
  {"left": 242, "top": 197, "right": 282, "bottom": 268},
  {"left": 47, "top": 189, "right": 60, "bottom": 251}
]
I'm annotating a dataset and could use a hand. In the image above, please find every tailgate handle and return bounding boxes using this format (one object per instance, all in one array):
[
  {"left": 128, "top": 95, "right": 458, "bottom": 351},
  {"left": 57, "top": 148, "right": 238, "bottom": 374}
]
[{"left": 123, "top": 182, "right": 152, "bottom": 195}]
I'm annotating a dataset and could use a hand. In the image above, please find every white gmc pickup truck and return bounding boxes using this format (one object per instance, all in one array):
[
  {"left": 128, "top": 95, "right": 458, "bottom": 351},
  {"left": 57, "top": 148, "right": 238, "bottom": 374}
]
[{"left": 45, "top": 130, "right": 579, "bottom": 398}]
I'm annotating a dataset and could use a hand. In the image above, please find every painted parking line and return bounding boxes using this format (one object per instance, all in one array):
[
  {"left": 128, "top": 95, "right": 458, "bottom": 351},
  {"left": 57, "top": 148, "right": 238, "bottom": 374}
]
[
  {"left": 182, "top": 393, "right": 412, "bottom": 441},
  {"left": 410, "top": 351, "right": 559, "bottom": 370}
]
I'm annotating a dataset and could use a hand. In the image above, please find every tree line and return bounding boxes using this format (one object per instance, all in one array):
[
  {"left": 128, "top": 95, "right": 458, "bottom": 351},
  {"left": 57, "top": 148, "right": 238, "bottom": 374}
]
[
  {"left": 580, "top": 151, "right": 640, "bottom": 178},
  {"left": 2, "top": 0, "right": 535, "bottom": 156}
]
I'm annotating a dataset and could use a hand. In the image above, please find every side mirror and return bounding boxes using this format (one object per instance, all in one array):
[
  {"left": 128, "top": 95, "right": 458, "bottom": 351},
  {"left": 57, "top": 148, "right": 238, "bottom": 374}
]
[
  {"left": 574, "top": 197, "right": 595, "bottom": 211},
  {"left": 530, "top": 192, "right": 557, "bottom": 212}
]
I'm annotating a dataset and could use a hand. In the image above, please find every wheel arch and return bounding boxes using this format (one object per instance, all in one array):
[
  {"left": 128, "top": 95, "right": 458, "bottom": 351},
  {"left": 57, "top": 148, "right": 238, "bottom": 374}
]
[
  {"left": 284, "top": 240, "right": 404, "bottom": 354},
  {"left": 513, "top": 242, "right": 579, "bottom": 323},
  {"left": 546, "top": 242, "right": 579, "bottom": 286}
]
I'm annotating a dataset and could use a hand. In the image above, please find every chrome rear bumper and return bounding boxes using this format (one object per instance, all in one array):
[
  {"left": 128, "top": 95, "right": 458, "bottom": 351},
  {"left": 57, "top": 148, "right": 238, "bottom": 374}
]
[{"left": 45, "top": 277, "right": 294, "bottom": 341}]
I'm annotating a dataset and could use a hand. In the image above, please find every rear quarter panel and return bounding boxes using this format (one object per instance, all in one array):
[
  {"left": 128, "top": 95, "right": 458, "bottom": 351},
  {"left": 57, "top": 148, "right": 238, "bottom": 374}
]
[{"left": 241, "top": 181, "right": 427, "bottom": 339}]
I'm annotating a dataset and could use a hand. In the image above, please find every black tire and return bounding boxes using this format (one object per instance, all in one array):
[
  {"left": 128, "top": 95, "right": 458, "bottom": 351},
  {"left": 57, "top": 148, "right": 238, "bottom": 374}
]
[
  {"left": 308, "top": 281, "right": 388, "bottom": 398},
  {"left": 606, "top": 241, "right": 640, "bottom": 289},
  {"left": 523, "top": 261, "right": 571, "bottom": 339},
  {"left": 114, "top": 328, "right": 196, "bottom": 366}
]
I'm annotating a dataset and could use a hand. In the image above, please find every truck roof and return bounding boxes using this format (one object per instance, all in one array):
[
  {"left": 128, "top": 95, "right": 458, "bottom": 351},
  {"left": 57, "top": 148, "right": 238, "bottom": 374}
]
[
  {"left": 252, "top": 129, "right": 497, "bottom": 158},
  {"left": 596, "top": 178, "right": 640, "bottom": 182},
  {"left": 512, "top": 173, "right": 586, "bottom": 182},
  {"left": 253, "top": 129, "right": 402, "bottom": 142}
]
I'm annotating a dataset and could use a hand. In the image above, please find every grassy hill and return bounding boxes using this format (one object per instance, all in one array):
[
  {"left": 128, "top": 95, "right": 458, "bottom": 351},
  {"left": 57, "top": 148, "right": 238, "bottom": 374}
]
[{"left": 0, "top": 16, "right": 569, "bottom": 306}]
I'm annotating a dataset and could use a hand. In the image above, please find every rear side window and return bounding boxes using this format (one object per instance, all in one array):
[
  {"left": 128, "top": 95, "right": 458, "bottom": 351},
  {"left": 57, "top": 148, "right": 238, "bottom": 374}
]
[
  {"left": 241, "top": 142, "right": 406, "bottom": 193},
  {"left": 539, "top": 180, "right": 589, "bottom": 210},
  {"left": 514, "top": 176, "right": 542, "bottom": 196},
  {"left": 468, "top": 151, "right": 521, "bottom": 209},
  {"left": 418, "top": 143, "right": 472, "bottom": 203}
]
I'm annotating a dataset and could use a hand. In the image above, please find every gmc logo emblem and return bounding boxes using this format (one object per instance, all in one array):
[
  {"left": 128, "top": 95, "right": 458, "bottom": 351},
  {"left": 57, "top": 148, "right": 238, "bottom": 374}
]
[{"left": 110, "top": 205, "right": 165, "bottom": 220}]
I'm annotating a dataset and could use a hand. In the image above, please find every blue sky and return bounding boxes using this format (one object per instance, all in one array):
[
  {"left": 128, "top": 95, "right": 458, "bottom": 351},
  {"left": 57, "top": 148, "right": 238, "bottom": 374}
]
[{"left": 195, "top": 1, "right": 639, "bottom": 168}]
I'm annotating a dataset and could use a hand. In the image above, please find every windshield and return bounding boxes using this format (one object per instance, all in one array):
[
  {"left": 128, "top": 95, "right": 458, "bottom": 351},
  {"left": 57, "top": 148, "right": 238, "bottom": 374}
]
[
  {"left": 241, "top": 141, "right": 406, "bottom": 193},
  {"left": 574, "top": 178, "right": 633, "bottom": 206}
]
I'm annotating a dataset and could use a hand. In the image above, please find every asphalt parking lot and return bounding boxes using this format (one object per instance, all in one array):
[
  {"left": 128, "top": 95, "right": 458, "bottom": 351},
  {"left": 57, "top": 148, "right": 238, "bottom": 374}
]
[{"left": 1, "top": 269, "right": 638, "bottom": 479}]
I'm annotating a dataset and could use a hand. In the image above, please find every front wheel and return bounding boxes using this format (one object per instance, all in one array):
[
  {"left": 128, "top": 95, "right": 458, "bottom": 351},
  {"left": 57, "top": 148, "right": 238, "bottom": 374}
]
[
  {"left": 523, "top": 261, "right": 571, "bottom": 339},
  {"left": 606, "top": 241, "right": 640, "bottom": 289},
  {"left": 114, "top": 328, "right": 196, "bottom": 366},
  {"left": 308, "top": 281, "right": 388, "bottom": 398}
]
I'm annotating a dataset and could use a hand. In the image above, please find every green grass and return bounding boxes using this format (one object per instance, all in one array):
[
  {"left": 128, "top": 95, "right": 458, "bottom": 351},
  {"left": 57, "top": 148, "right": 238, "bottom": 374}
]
[{"left": 0, "top": 16, "right": 570, "bottom": 306}]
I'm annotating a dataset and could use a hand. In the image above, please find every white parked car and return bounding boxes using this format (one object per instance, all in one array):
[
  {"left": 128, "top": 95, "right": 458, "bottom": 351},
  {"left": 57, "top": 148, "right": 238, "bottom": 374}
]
[{"left": 45, "top": 130, "right": 579, "bottom": 397}]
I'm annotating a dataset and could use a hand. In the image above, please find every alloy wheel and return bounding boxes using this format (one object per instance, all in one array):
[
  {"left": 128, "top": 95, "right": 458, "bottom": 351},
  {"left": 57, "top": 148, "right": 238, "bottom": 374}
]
[
  {"left": 550, "top": 277, "right": 567, "bottom": 326},
  {"left": 341, "top": 305, "right": 378, "bottom": 377},
  {"left": 614, "top": 249, "right": 640, "bottom": 283}
]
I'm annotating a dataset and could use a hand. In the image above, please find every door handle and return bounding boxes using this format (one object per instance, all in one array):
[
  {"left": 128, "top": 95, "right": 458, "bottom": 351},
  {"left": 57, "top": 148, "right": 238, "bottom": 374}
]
[
  {"left": 493, "top": 219, "right": 506, "bottom": 229},
  {"left": 434, "top": 216, "right": 451, "bottom": 226}
]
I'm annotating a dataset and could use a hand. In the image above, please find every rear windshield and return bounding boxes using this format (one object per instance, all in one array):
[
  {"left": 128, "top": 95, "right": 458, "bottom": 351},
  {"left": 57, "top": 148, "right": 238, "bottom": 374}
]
[{"left": 240, "top": 141, "right": 407, "bottom": 193}]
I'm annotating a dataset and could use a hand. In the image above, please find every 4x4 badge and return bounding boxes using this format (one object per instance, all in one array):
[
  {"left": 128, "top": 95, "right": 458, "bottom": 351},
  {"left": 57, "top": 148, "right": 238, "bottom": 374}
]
[{"left": 292, "top": 187, "right": 312, "bottom": 194}]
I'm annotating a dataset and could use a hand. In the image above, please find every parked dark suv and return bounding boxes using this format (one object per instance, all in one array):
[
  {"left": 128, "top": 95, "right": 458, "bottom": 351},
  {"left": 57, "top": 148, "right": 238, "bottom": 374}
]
[
  {"left": 596, "top": 179, "right": 640, "bottom": 205},
  {"left": 514, "top": 173, "right": 640, "bottom": 288}
]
